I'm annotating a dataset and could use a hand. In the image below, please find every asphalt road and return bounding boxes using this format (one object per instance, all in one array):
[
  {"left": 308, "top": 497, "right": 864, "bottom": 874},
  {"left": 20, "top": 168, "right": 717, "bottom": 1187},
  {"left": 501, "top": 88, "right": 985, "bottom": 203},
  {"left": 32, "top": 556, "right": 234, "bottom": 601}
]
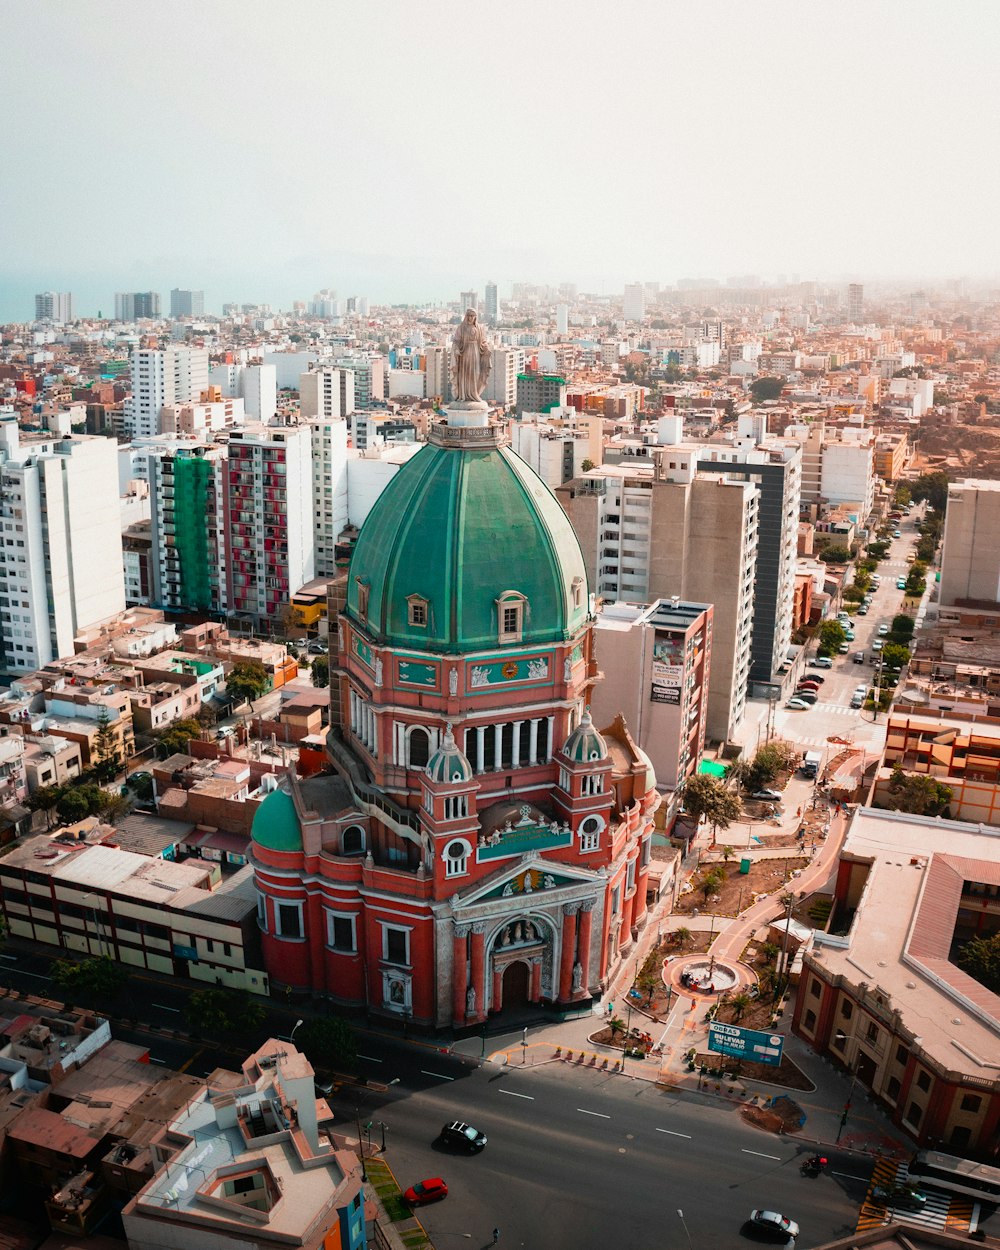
[{"left": 326, "top": 1049, "right": 872, "bottom": 1250}]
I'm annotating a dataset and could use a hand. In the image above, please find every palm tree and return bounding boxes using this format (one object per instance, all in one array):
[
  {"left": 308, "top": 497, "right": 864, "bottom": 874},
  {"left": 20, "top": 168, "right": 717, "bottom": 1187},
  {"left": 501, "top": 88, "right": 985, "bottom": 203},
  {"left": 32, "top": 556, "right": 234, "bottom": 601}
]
[
  {"left": 760, "top": 941, "right": 779, "bottom": 966},
  {"left": 673, "top": 926, "right": 692, "bottom": 950},
  {"left": 608, "top": 1016, "right": 626, "bottom": 1046},
  {"left": 721, "top": 845, "right": 735, "bottom": 865},
  {"left": 730, "top": 991, "right": 752, "bottom": 1022}
]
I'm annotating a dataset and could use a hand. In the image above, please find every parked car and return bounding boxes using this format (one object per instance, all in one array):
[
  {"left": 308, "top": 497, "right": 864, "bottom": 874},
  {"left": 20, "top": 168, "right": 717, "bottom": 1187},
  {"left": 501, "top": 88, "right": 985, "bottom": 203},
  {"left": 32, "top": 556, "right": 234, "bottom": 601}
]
[
  {"left": 439, "top": 1122, "right": 487, "bottom": 1152},
  {"left": 801, "top": 673, "right": 825, "bottom": 683},
  {"left": 752, "top": 789, "right": 782, "bottom": 801},
  {"left": 893, "top": 530, "right": 902, "bottom": 538},
  {"left": 878, "top": 624, "right": 889, "bottom": 636},
  {"left": 308, "top": 640, "right": 327, "bottom": 654},
  {"left": 404, "top": 1178, "right": 448, "bottom": 1206},
  {"left": 853, "top": 651, "right": 865, "bottom": 664},
  {"left": 872, "top": 639, "right": 883, "bottom": 651},
  {"left": 785, "top": 697, "right": 810, "bottom": 710},
  {"left": 896, "top": 578, "right": 907, "bottom": 589},
  {"left": 748, "top": 1210, "right": 800, "bottom": 1241},
  {"left": 857, "top": 605, "right": 868, "bottom": 615},
  {"left": 838, "top": 642, "right": 850, "bottom": 654},
  {"left": 812, "top": 656, "right": 833, "bottom": 668},
  {"left": 793, "top": 691, "right": 818, "bottom": 704},
  {"left": 843, "top": 630, "right": 855, "bottom": 641},
  {"left": 796, "top": 682, "right": 821, "bottom": 693},
  {"left": 850, "top": 694, "right": 865, "bottom": 709}
]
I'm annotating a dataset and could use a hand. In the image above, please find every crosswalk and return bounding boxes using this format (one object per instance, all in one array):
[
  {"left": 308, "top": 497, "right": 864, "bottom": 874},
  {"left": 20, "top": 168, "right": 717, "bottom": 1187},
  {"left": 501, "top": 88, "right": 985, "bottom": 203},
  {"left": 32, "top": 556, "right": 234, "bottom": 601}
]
[{"left": 857, "top": 1158, "right": 974, "bottom": 1234}]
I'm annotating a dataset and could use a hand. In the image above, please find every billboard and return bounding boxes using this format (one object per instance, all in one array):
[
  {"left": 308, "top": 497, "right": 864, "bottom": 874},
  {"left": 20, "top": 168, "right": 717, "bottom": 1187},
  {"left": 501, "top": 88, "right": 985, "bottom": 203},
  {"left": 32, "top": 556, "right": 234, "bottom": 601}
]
[{"left": 708, "top": 1022, "right": 784, "bottom": 1067}]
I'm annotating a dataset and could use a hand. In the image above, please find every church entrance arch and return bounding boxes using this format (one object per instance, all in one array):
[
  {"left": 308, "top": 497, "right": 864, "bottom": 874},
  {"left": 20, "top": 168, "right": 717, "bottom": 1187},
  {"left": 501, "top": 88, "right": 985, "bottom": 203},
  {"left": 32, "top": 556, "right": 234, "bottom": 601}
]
[
  {"left": 488, "top": 914, "right": 551, "bottom": 1014},
  {"left": 501, "top": 960, "right": 530, "bottom": 1009}
]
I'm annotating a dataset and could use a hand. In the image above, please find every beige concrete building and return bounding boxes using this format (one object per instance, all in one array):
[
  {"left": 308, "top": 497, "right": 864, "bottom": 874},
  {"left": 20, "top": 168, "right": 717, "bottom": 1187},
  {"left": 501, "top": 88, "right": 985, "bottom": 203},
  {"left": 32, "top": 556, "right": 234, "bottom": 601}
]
[
  {"left": 591, "top": 598, "right": 712, "bottom": 794},
  {"left": 123, "top": 1039, "right": 365, "bottom": 1250},
  {"left": 940, "top": 479, "right": 1000, "bottom": 610},
  {"left": 557, "top": 455, "right": 757, "bottom": 742},
  {"left": 793, "top": 807, "right": 1000, "bottom": 1155}
]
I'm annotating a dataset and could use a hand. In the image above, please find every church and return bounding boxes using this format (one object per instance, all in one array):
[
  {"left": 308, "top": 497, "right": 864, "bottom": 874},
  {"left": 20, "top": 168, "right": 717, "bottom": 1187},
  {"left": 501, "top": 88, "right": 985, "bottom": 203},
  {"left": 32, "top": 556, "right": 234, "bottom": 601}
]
[{"left": 249, "top": 403, "right": 660, "bottom": 1031}]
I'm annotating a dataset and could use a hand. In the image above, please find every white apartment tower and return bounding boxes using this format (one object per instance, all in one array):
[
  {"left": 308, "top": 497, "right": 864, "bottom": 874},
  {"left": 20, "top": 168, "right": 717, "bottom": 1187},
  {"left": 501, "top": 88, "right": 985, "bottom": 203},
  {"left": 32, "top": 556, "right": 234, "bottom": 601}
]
[
  {"left": 556, "top": 304, "right": 569, "bottom": 337},
  {"left": 422, "top": 347, "right": 451, "bottom": 404},
  {"left": 125, "top": 346, "right": 210, "bottom": 439},
  {"left": 299, "top": 367, "right": 355, "bottom": 421},
  {"left": 34, "top": 292, "right": 74, "bottom": 322},
  {"left": 460, "top": 289, "right": 478, "bottom": 315},
  {"left": 0, "top": 424, "right": 125, "bottom": 671},
  {"left": 484, "top": 347, "right": 523, "bottom": 408},
  {"left": 309, "top": 419, "right": 351, "bottom": 578},
  {"left": 485, "top": 281, "right": 499, "bottom": 325},
  {"left": 623, "top": 283, "right": 645, "bottom": 322},
  {"left": 847, "top": 283, "right": 864, "bottom": 323}
]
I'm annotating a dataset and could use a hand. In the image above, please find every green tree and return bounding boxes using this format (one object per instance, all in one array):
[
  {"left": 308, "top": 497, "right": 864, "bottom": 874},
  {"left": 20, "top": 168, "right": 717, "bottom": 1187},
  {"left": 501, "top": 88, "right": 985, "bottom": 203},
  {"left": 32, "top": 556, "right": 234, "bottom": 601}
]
[
  {"left": 187, "top": 987, "right": 266, "bottom": 1035},
  {"left": 893, "top": 485, "right": 912, "bottom": 507},
  {"left": 581, "top": 458, "right": 595, "bottom": 472},
  {"left": 156, "top": 717, "right": 203, "bottom": 759},
  {"left": 750, "top": 376, "right": 785, "bottom": 404},
  {"left": 28, "top": 784, "right": 66, "bottom": 826},
  {"left": 52, "top": 955, "right": 127, "bottom": 1000},
  {"left": 889, "top": 614, "right": 915, "bottom": 641},
  {"left": 881, "top": 642, "right": 911, "bottom": 670},
  {"left": 867, "top": 541, "right": 890, "bottom": 560},
  {"left": 819, "top": 545, "right": 853, "bottom": 564},
  {"left": 310, "top": 655, "right": 329, "bottom": 689},
  {"left": 729, "top": 991, "right": 752, "bottom": 1022},
  {"left": 700, "top": 867, "right": 724, "bottom": 903},
  {"left": 226, "top": 660, "right": 269, "bottom": 709},
  {"left": 818, "top": 620, "right": 847, "bottom": 656},
  {"left": 672, "top": 926, "right": 692, "bottom": 950},
  {"left": 295, "top": 1016, "right": 358, "bottom": 1071},
  {"left": 747, "top": 741, "right": 797, "bottom": 791},
  {"left": 92, "top": 710, "right": 121, "bottom": 782},
  {"left": 760, "top": 941, "right": 779, "bottom": 966},
  {"left": 911, "top": 471, "right": 950, "bottom": 514},
  {"left": 721, "top": 845, "right": 735, "bottom": 864},
  {"left": 56, "top": 783, "right": 107, "bottom": 823},
  {"left": 882, "top": 767, "right": 951, "bottom": 817},
  {"left": 636, "top": 967, "right": 659, "bottom": 1006},
  {"left": 957, "top": 933, "right": 1000, "bottom": 994},
  {"left": 680, "top": 774, "right": 742, "bottom": 844}
]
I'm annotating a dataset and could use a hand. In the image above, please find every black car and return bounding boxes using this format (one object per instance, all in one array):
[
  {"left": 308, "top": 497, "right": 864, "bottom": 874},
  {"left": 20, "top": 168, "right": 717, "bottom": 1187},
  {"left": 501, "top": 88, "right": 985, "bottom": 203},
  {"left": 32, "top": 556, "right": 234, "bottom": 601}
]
[{"left": 439, "top": 1121, "right": 487, "bottom": 1152}]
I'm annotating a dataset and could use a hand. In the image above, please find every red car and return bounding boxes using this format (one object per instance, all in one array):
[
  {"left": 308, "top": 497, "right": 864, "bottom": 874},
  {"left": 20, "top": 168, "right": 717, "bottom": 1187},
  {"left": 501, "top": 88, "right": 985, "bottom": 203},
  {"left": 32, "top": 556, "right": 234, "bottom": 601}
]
[{"left": 404, "top": 1177, "right": 448, "bottom": 1206}]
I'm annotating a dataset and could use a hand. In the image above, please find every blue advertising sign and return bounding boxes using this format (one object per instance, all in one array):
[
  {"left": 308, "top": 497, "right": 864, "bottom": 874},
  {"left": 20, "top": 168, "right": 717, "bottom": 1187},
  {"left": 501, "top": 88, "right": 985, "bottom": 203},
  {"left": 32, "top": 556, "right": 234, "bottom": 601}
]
[{"left": 708, "top": 1022, "right": 784, "bottom": 1067}]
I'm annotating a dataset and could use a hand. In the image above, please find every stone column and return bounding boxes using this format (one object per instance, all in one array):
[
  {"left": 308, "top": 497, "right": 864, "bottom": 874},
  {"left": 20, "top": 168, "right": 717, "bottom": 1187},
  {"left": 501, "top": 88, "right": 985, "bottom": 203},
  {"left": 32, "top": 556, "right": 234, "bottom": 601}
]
[
  {"left": 476, "top": 726, "right": 486, "bottom": 774},
  {"left": 492, "top": 964, "right": 503, "bottom": 1013},
  {"left": 530, "top": 957, "right": 542, "bottom": 1002},
  {"left": 559, "top": 903, "right": 580, "bottom": 1002},
  {"left": 528, "top": 718, "right": 539, "bottom": 765},
  {"left": 577, "top": 900, "right": 595, "bottom": 992},
  {"left": 470, "top": 923, "right": 487, "bottom": 1019},
  {"left": 453, "top": 924, "right": 470, "bottom": 1024},
  {"left": 511, "top": 720, "right": 524, "bottom": 768},
  {"left": 493, "top": 723, "right": 504, "bottom": 771},
  {"left": 545, "top": 715, "right": 555, "bottom": 760}
]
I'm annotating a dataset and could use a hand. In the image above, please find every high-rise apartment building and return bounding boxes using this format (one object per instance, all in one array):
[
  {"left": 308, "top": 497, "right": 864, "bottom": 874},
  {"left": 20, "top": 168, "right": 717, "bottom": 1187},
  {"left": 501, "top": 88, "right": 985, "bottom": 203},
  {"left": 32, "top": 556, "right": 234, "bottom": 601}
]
[
  {"left": 940, "top": 479, "right": 1000, "bottom": 610},
  {"left": 556, "top": 303, "right": 569, "bottom": 337},
  {"left": 114, "top": 291, "right": 161, "bottom": 320},
  {"left": 331, "top": 355, "right": 385, "bottom": 409},
  {"left": 124, "top": 346, "right": 210, "bottom": 439},
  {"left": 485, "top": 281, "right": 499, "bottom": 325},
  {"left": 169, "top": 287, "right": 205, "bottom": 318},
  {"left": 422, "top": 347, "right": 451, "bottom": 404},
  {"left": 510, "top": 420, "right": 590, "bottom": 489},
  {"left": 299, "top": 367, "right": 355, "bottom": 422},
  {"left": 557, "top": 455, "right": 758, "bottom": 741},
  {"left": 310, "top": 419, "right": 350, "bottom": 578},
  {"left": 484, "top": 348, "right": 523, "bottom": 408},
  {"left": 145, "top": 443, "right": 228, "bottom": 614},
  {"left": 225, "top": 428, "right": 314, "bottom": 625},
  {"left": 516, "top": 373, "right": 567, "bottom": 416},
  {"left": 460, "top": 289, "right": 478, "bottom": 315},
  {"left": 34, "top": 291, "right": 73, "bottom": 322},
  {"left": 847, "top": 282, "right": 864, "bottom": 323},
  {"left": 623, "top": 283, "right": 645, "bottom": 322},
  {"left": 0, "top": 424, "right": 124, "bottom": 671}
]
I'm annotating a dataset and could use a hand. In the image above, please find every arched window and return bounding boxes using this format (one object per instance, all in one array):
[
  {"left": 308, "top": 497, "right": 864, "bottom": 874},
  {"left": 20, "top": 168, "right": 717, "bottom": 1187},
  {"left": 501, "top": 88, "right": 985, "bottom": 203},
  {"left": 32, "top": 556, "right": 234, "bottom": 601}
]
[
  {"left": 342, "top": 824, "right": 365, "bottom": 855},
  {"left": 444, "top": 840, "right": 470, "bottom": 877},
  {"left": 408, "top": 726, "right": 430, "bottom": 768},
  {"left": 496, "top": 590, "right": 527, "bottom": 644},
  {"left": 579, "top": 815, "right": 603, "bottom": 853}
]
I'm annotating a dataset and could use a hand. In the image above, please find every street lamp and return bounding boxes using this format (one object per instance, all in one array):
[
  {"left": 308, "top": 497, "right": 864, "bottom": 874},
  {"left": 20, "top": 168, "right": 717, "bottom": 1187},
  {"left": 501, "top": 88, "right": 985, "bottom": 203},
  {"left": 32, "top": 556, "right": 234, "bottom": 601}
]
[
  {"left": 677, "top": 1209, "right": 693, "bottom": 1249},
  {"left": 290, "top": 1018, "right": 304, "bottom": 1043}
]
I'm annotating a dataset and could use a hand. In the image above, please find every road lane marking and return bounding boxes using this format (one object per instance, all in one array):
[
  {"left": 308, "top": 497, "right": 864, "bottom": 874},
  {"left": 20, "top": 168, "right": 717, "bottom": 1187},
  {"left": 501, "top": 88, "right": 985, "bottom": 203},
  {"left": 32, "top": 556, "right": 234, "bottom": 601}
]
[
  {"left": 742, "top": 1149, "right": 781, "bottom": 1161},
  {"left": 577, "top": 1108, "right": 610, "bottom": 1118},
  {"left": 499, "top": 1089, "right": 534, "bottom": 1100},
  {"left": 832, "top": 1171, "right": 866, "bottom": 1181},
  {"left": 357, "top": 1054, "right": 383, "bottom": 1063},
  {"left": 421, "top": 1070, "right": 455, "bottom": 1081},
  {"left": 9, "top": 970, "right": 49, "bottom": 980},
  {"left": 150, "top": 1057, "right": 166, "bottom": 1065},
  {"left": 656, "top": 1128, "right": 692, "bottom": 1138},
  {"left": 152, "top": 1004, "right": 180, "bottom": 1013}
]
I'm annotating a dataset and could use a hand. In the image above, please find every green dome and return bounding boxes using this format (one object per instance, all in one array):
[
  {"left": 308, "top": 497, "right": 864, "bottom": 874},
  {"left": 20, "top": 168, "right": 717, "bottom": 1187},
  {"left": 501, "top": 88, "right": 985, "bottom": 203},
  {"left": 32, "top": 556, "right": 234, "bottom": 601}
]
[
  {"left": 251, "top": 786, "right": 302, "bottom": 853},
  {"left": 561, "top": 708, "right": 608, "bottom": 763},
  {"left": 346, "top": 430, "right": 588, "bottom": 652},
  {"left": 426, "top": 724, "right": 474, "bottom": 785}
]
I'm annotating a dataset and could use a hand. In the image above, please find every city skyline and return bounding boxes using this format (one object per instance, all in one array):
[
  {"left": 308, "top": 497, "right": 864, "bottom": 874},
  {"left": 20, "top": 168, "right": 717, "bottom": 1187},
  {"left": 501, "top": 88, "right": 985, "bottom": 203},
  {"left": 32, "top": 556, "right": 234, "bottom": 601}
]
[{"left": 4, "top": 0, "right": 1000, "bottom": 320}]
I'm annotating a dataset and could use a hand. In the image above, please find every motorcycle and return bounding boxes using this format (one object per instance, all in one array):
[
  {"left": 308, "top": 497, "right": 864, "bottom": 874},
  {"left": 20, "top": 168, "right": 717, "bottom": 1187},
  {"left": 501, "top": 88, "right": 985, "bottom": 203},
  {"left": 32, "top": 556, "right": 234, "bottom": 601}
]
[{"left": 800, "top": 1155, "right": 828, "bottom": 1177}]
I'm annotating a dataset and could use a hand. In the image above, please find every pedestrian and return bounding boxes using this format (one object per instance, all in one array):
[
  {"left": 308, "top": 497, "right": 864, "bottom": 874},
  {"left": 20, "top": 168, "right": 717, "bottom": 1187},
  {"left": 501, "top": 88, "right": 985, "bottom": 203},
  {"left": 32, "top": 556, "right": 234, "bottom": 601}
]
[
  {"left": 606, "top": 1000, "right": 614, "bottom": 1016},
  {"left": 493, "top": 1228, "right": 500, "bottom": 1244}
]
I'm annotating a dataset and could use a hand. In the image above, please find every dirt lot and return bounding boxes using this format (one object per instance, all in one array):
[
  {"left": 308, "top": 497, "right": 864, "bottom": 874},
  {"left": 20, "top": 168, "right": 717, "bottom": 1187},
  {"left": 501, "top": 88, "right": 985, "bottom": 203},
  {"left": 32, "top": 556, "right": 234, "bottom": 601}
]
[
  {"left": 695, "top": 1052, "right": 813, "bottom": 1093},
  {"left": 675, "top": 857, "right": 808, "bottom": 917},
  {"left": 740, "top": 1097, "right": 808, "bottom": 1132}
]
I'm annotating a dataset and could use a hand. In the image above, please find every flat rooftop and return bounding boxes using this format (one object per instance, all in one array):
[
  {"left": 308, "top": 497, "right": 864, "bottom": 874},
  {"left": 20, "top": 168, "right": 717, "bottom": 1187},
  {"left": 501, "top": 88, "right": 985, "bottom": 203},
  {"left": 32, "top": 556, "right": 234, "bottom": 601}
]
[{"left": 813, "top": 807, "right": 1000, "bottom": 1076}]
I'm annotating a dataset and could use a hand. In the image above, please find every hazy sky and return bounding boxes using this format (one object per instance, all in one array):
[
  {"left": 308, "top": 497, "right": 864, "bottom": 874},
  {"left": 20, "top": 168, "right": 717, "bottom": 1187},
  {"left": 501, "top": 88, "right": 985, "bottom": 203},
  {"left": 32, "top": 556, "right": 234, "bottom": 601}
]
[{"left": 3, "top": 0, "right": 998, "bottom": 318}]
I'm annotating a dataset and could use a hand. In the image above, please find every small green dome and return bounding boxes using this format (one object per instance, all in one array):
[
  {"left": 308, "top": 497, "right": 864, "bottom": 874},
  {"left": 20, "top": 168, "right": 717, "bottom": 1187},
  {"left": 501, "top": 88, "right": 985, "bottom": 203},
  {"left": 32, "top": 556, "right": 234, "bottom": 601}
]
[
  {"left": 251, "top": 786, "right": 302, "bottom": 853},
  {"left": 345, "top": 428, "right": 588, "bottom": 652},
  {"left": 562, "top": 708, "right": 608, "bottom": 763},
  {"left": 426, "top": 724, "right": 473, "bottom": 785}
]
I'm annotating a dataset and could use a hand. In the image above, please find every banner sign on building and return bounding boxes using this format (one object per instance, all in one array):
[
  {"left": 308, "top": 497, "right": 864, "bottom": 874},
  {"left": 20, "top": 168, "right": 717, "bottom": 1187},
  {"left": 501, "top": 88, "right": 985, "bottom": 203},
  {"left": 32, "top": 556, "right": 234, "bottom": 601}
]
[
  {"left": 651, "top": 660, "right": 683, "bottom": 687},
  {"left": 650, "top": 684, "right": 681, "bottom": 704},
  {"left": 708, "top": 1022, "right": 784, "bottom": 1067}
]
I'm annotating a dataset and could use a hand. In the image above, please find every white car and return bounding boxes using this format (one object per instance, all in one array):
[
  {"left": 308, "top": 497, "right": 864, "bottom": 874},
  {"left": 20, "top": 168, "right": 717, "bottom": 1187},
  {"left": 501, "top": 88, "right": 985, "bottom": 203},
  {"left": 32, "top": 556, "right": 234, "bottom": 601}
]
[
  {"left": 878, "top": 624, "right": 889, "bottom": 636},
  {"left": 786, "top": 697, "right": 810, "bottom": 710}
]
